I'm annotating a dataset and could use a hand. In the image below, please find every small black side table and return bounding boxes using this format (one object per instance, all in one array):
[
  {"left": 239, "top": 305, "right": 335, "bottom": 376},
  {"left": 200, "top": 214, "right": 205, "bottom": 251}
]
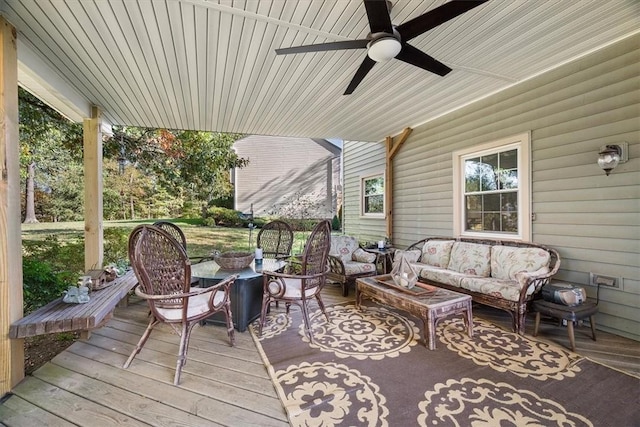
[{"left": 532, "top": 299, "right": 599, "bottom": 351}]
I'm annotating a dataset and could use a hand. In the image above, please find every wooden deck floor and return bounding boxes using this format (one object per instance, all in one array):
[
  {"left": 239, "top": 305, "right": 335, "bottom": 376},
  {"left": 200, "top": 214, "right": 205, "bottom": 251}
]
[{"left": 1, "top": 284, "right": 638, "bottom": 426}]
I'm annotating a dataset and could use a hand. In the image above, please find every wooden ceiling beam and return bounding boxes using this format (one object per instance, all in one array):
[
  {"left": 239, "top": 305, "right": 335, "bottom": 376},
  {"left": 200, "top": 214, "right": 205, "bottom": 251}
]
[{"left": 385, "top": 127, "right": 412, "bottom": 242}]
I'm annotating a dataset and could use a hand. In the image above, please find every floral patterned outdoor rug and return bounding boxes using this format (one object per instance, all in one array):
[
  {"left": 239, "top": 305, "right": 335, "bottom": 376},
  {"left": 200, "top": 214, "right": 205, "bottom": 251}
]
[{"left": 250, "top": 302, "right": 639, "bottom": 427}]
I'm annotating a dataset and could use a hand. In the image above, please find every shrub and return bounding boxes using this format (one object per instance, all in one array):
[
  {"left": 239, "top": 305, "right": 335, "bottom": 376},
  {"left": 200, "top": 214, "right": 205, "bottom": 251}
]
[
  {"left": 22, "top": 235, "right": 84, "bottom": 277},
  {"left": 252, "top": 217, "right": 267, "bottom": 228},
  {"left": 181, "top": 201, "right": 204, "bottom": 219},
  {"left": 331, "top": 215, "right": 341, "bottom": 231},
  {"left": 286, "top": 218, "right": 321, "bottom": 232},
  {"left": 205, "top": 206, "right": 247, "bottom": 227},
  {"left": 104, "top": 227, "right": 130, "bottom": 267},
  {"left": 21, "top": 228, "right": 131, "bottom": 314},
  {"left": 22, "top": 258, "right": 69, "bottom": 314}
]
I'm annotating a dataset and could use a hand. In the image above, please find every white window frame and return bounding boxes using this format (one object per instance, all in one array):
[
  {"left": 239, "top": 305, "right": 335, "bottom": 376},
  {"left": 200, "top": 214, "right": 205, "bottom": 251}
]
[
  {"left": 360, "top": 172, "right": 385, "bottom": 218},
  {"left": 453, "top": 132, "right": 531, "bottom": 241}
]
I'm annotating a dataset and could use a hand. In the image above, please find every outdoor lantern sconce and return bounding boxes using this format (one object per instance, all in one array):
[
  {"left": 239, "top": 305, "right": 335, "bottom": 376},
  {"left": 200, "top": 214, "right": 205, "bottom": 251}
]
[{"left": 597, "top": 142, "right": 628, "bottom": 176}]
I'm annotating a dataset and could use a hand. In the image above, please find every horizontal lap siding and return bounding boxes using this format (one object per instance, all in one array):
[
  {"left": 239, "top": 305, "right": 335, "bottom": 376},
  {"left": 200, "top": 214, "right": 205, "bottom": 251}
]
[
  {"left": 234, "top": 136, "right": 340, "bottom": 218},
  {"left": 342, "top": 140, "right": 386, "bottom": 243},
  {"left": 345, "top": 34, "right": 640, "bottom": 340}
]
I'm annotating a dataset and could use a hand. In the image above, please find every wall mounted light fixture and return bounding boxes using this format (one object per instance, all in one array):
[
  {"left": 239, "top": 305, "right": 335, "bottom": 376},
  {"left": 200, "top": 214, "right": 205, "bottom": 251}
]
[{"left": 597, "top": 142, "right": 628, "bottom": 176}]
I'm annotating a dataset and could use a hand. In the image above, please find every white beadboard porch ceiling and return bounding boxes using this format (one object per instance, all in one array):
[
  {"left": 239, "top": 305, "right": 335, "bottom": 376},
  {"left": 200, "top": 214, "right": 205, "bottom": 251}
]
[{"left": 3, "top": 0, "right": 639, "bottom": 142}]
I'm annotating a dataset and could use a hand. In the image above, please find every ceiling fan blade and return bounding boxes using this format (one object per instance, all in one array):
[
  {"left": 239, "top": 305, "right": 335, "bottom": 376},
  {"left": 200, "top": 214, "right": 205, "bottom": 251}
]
[
  {"left": 364, "top": 0, "right": 393, "bottom": 34},
  {"left": 396, "top": 43, "right": 452, "bottom": 76},
  {"left": 344, "top": 56, "right": 377, "bottom": 95},
  {"left": 276, "top": 39, "right": 368, "bottom": 55},
  {"left": 397, "top": 0, "right": 488, "bottom": 42}
]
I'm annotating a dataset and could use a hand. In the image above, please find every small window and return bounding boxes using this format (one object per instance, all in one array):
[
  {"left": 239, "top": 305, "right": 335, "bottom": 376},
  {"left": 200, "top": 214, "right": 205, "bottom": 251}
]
[
  {"left": 453, "top": 133, "right": 531, "bottom": 241},
  {"left": 361, "top": 174, "right": 385, "bottom": 217}
]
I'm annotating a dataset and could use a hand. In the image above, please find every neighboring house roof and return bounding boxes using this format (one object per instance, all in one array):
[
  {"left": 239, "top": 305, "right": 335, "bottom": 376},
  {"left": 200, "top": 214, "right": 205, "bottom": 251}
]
[{"left": 233, "top": 135, "right": 341, "bottom": 219}]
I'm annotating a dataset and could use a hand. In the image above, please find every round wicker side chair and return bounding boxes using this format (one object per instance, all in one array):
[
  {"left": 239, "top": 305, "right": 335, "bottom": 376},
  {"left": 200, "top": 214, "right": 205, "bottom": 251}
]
[
  {"left": 259, "top": 220, "right": 331, "bottom": 343},
  {"left": 124, "top": 224, "right": 237, "bottom": 385}
]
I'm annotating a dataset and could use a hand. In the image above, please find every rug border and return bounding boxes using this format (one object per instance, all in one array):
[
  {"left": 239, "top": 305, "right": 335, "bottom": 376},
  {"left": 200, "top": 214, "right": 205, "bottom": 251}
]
[{"left": 249, "top": 322, "right": 295, "bottom": 425}]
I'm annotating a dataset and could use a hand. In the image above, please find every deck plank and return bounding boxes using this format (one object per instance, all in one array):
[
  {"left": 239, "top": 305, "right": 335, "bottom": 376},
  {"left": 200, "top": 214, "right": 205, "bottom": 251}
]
[
  {"left": 2, "top": 283, "right": 638, "bottom": 427},
  {"left": 10, "top": 376, "right": 149, "bottom": 426},
  {"left": 33, "top": 363, "right": 222, "bottom": 426},
  {"left": 90, "top": 325, "right": 273, "bottom": 387},
  {"left": 0, "top": 394, "right": 75, "bottom": 427},
  {"left": 50, "top": 350, "right": 287, "bottom": 426},
  {"left": 67, "top": 337, "right": 283, "bottom": 406}
]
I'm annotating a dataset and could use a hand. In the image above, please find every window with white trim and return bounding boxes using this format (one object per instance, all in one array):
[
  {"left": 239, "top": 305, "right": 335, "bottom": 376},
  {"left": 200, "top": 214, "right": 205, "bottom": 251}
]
[
  {"left": 453, "top": 133, "right": 531, "bottom": 241},
  {"left": 361, "top": 173, "right": 385, "bottom": 217}
]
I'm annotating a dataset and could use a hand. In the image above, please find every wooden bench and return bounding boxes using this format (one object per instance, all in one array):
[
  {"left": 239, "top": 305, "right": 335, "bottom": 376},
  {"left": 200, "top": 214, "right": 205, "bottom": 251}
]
[{"left": 9, "top": 270, "right": 137, "bottom": 339}]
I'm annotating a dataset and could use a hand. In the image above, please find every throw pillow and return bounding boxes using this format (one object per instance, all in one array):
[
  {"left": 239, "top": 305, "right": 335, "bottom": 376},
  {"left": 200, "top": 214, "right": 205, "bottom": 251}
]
[
  {"left": 352, "top": 248, "right": 376, "bottom": 263},
  {"left": 392, "top": 249, "right": 421, "bottom": 269},
  {"left": 492, "top": 246, "right": 550, "bottom": 280}
]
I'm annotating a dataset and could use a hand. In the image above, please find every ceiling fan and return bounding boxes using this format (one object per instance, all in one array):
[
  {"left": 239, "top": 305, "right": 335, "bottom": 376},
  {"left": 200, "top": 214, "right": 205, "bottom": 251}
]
[{"left": 275, "top": 0, "right": 488, "bottom": 95}]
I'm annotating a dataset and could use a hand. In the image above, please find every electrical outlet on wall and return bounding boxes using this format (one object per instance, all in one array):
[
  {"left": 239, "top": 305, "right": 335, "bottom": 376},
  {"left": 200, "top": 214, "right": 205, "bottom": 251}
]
[{"left": 589, "top": 273, "right": 621, "bottom": 289}]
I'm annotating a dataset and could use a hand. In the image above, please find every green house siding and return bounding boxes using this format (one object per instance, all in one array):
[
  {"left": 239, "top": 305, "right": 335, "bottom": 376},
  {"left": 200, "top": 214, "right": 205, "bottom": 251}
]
[{"left": 344, "top": 34, "right": 639, "bottom": 340}]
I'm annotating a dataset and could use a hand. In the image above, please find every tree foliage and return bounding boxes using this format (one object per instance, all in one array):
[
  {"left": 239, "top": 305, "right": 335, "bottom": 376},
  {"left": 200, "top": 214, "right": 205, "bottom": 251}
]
[
  {"left": 19, "top": 88, "right": 247, "bottom": 222},
  {"left": 19, "top": 88, "right": 83, "bottom": 222},
  {"left": 116, "top": 128, "right": 247, "bottom": 203}
]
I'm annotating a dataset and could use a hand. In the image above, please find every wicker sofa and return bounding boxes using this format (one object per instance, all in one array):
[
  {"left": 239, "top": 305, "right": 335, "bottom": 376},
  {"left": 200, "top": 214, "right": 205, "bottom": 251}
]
[{"left": 400, "top": 237, "right": 560, "bottom": 335}]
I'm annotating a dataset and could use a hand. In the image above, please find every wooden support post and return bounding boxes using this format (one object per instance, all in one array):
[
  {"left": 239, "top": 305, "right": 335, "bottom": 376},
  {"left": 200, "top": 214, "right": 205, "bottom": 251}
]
[
  {"left": 384, "top": 127, "right": 412, "bottom": 242},
  {"left": 0, "top": 17, "right": 24, "bottom": 394},
  {"left": 83, "top": 106, "right": 104, "bottom": 271}
]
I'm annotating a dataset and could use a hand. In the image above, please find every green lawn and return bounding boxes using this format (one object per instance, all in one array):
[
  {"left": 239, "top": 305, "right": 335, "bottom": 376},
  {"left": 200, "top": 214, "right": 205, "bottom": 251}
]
[{"left": 22, "top": 219, "right": 310, "bottom": 260}]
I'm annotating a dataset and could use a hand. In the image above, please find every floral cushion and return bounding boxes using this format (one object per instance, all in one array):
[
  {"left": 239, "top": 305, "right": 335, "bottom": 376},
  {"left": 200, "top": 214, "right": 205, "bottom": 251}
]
[
  {"left": 343, "top": 261, "right": 376, "bottom": 275},
  {"left": 392, "top": 249, "right": 422, "bottom": 269},
  {"left": 447, "top": 242, "right": 491, "bottom": 277},
  {"left": 459, "top": 276, "right": 524, "bottom": 302},
  {"left": 352, "top": 248, "right": 376, "bottom": 263},
  {"left": 421, "top": 240, "right": 455, "bottom": 267},
  {"left": 491, "top": 246, "right": 550, "bottom": 280},
  {"left": 330, "top": 235, "right": 360, "bottom": 264},
  {"left": 416, "top": 265, "right": 467, "bottom": 288}
]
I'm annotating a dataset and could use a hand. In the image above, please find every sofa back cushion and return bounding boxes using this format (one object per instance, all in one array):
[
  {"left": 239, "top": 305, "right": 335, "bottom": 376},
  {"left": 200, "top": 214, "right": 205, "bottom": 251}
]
[
  {"left": 491, "top": 245, "right": 551, "bottom": 280},
  {"left": 420, "top": 240, "right": 455, "bottom": 267},
  {"left": 447, "top": 242, "right": 491, "bottom": 277},
  {"left": 330, "top": 235, "right": 359, "bottom": 263}
]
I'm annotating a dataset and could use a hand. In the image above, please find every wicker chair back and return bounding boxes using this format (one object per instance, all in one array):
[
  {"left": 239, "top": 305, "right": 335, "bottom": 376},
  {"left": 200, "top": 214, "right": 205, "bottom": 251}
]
[
  {"left": 130, "top": 225, "right": 191, "bottom": 309},
  {"left": 300, "top": 220, "right": 331, "bottom": 290},
  {"left": 153, "top": 221, "right": 187, "bottom": 249},
  {"left": 256, "top": 220, "right": 294, "bottom": 259}
]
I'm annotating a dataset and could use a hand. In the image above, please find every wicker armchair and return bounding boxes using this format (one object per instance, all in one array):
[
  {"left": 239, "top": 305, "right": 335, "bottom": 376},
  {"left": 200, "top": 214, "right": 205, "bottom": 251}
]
[
  {"left": 256, "top": 220, "right": 294, "bottom": 260},
  {"left": 124, "top": 225, "right": 237, "bottom": 385},
  {"left": 327, "top": 235, "right": 377, "bottom": 297},
  {"left": 259, "top": 220, "right": 331, "bottom": 343}
]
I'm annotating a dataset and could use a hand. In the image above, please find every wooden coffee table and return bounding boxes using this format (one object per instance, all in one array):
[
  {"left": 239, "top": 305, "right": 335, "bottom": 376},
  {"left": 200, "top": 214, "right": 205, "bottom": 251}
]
[{"left": 356, "top": 275, "right": 473, "bottom": 350}]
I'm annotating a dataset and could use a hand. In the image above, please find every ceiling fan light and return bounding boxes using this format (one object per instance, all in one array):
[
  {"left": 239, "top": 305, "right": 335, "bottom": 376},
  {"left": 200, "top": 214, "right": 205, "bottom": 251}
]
[{"left": 367, "top": 37, "right": 401, "bottom": 62}]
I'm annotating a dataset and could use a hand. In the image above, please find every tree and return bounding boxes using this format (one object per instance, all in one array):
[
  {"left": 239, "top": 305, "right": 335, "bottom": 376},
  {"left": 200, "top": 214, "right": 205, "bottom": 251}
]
[
  {"left": 20, "top": 89, "right": 247, "bottom": 222},
  {"left": 109, "top": 127, "right": 247, "bottom": 216},
  {"left": 19, "top": 87, "right": 82, "bottom": 223}
]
